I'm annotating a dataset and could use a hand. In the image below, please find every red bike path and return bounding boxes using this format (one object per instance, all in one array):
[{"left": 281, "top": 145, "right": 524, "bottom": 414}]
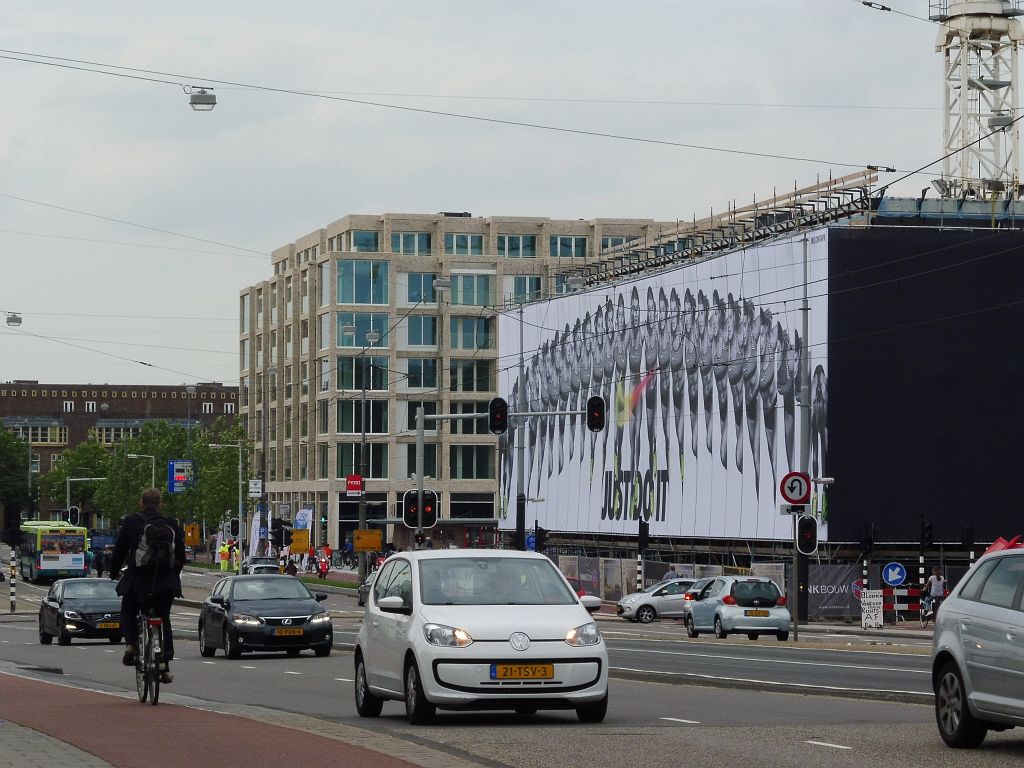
[{"left": 0, "top": 673, "right": 420, "bottom": 768}]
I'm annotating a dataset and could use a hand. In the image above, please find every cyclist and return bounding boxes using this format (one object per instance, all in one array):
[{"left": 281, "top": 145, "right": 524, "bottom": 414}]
[
  {"left": 109, "top": 488, "right": 185, "bottom": 684},
  {"left": 924, "top": 565, "right": 946, "bottom": 615}
]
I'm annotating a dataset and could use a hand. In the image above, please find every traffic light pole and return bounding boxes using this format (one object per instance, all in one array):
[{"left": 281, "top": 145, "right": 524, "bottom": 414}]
[
  {"left": 793, "top": 234, "right": 811, "bottom": 644},
  {"left": 516, "top": 305, "right": 526, "bottom": 551},
  {"left": 416, "top": 406, "right": 425, "bottom": 544}
]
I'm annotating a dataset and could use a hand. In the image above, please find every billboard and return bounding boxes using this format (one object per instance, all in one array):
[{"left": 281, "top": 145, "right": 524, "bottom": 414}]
[{"left": 498, "top": 230, "right": 829, "bottom": 541}]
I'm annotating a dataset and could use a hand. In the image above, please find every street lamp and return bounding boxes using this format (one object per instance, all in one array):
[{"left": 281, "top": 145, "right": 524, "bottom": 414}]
[
  {"left": 127, "top": 454, "right": 156, "bottom": 488},
  {"left": 209, "top": 442, "right": 244, "bottom": 574},
  {"left": 5, "top": 312, "right": 22, "bottom": 327},
  {"left": 188, "top": 86, "right": 216, "bottom": 111},
  {"left": 356, "top": 329, "right": 380, "bottom": 581}
]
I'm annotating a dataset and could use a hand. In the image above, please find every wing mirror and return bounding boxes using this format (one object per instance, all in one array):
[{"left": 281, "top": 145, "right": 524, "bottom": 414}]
[
  {"left": 580, "top": 595, "right": 603, "bottom": 614},
  {"left": 210, "top": 595, "right": 225, "bottom": 606},
  {"left": 315, "top": 593, "right": 327, "bottom": 602},
  {"left": 377, "top": 595, "right": 410, "bottom": 614}
]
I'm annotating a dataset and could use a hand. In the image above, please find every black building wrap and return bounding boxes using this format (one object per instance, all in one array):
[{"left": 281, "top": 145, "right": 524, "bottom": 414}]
[{"left": 827, "top": 227, "right": 1024, "bottom": 542}]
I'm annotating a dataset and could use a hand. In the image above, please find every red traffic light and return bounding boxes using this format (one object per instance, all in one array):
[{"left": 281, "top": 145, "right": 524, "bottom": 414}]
[
  {"left": 488, "top": 397, "right": 509, "bottom": 435},
  {"left": 796, "top": 515, "right": 818, "bottom": 555},
  {"left": 586, "top": 395, "right": 606, "bottom": 432}
]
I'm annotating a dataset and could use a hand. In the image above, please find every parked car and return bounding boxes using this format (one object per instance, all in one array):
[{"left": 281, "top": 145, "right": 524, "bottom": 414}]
[
  {"left": 354, "top": 549, "right": 608, "bottom": 724},
  {"left": 357, "top": 571, "right": 377, "bottom": 607},
  {"left": 198, "top": 575, "right": 332, "bottom": 658},
  {"left": 931, "top": 548, "right": 1024, "bottom": 748},
  {"left": 38, "top": 578, "right": 123, "bottom": 646},
  {"left": 685, "top": 576, "right": 790, "bottom": 641},
  {"left": 242, "top": 556, "right": 281, "bottom": 575},
  {"left": 616, "top": 578, "right": 696, "bottom": 623}
]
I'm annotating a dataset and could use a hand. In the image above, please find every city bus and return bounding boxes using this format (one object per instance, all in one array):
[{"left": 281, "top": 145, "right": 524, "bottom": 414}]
[{"left": 19, "top": 521, "right": 90, "bottom": 582}]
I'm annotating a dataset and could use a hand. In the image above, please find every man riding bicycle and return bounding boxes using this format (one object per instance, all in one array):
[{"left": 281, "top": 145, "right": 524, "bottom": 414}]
[
  {"left": 924, "top": 565, "right": 946, "bottom": 614},
  {"left": 109, "top": 488, "right": 185, "bottom": 684}
]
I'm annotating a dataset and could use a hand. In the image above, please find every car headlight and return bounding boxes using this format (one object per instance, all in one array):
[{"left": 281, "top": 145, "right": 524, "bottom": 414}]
[
  {"left": 423, "top": 623, "right": 473, "bottom": 647},
  {"left": 308, "top": 613, "right": 332, "bottom": 625},
  {"left": 565, "top": 622, "right": 601, "bottom": 647},
  {"left": 621, "top": 596, "right": 638, "bottom": 604},
  {"left": 62, "top": 609, "right": 82, "bottom": 620},
  {"left": 232, "top": 613, "right": 262, "bottom": 626}
]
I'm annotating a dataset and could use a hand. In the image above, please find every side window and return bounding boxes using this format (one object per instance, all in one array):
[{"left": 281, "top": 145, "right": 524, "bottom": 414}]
[
  {"left": 212, "top": 579, "right": 229, "bottom": 599},
  {"left": 663, "top": 582, "right": 682, "bottom": 595},
  {"left": 977, "top": 557, "right": 1024, "bottom": 609},
  {"left": 47, "top": 584, "right": 59, "bottom": 600},
  {"left": 710, "top": 579, "right": 726, "bottom": 598},
  {"left": 388, "top": 561, "right": 413, "bottom": 606},
  {"left": 373, "top": 562, "right": 397, "bottom": 603},
  {"left": 698, "top": 580, "right": 716, "bottom": 600},
  {"left": 958, "top": 559, "right": 999, "bottom": 602}
]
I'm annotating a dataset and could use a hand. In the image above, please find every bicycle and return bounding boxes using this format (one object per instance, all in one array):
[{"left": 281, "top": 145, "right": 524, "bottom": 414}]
[
  {"left": 920, "top": 595, "right": 943, "bottom": 628},
  {"left": 135, "top": 606, "right": 165, "bottom": 705}
]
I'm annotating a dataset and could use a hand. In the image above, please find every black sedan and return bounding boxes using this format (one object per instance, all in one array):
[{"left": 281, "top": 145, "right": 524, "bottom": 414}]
[
  {"left": 39, "top": 578, "right": 123, "bottom": 646},
  {"left": 198, "top": 575, "right": 332, "bottom": 659}
]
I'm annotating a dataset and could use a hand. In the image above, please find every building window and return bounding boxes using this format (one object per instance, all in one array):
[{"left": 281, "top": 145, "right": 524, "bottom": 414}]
[
  {"left": 406, "top": 401, "right": 438, "bottom": 431},
  {"left": 337, "top": 260, "right": 389, "bottom": 304},
  {"left": 318, "top": 401, "right": 330, "bottom": 434},
  {"left": 319, "top": 263, "right": 330, "bottom": 306},
  {"left": 450, "top": 401, "right": 489, "bottom": 434},
  {"left": 320, "top": 357, "right": 331, "bottom": 392},
  {"left": 407, "top": 316, "right": 438, "bottom": 346},
  {"left": 407, "top": 273, "right": 437, "bottom": 304},
  {"left": 337, "top": 400, "right": 388, "bottom": 434},
  {"left": 513, "top": 275, "right": 542, "bottom": 303},
  {"left": 85, "top": 401, "right": 97, "bottom": 413},
  {"left": 224, "top": 402, "right": 236, "bottom": 414},
  {"left": 450, "top": 317, "right": 493, "bottom": 350},
  {"left": 317, "top": 444, "right": 329, "bottom": 479},
  {"left": 550, "top": 235, "right": 588, "bottom": 258},
  {"left": 497, "top": 234, "right": 537, "bottom": 258},
  {"left": 450, "top": 359, "right": 493, "bottom": 392},
  {"left": 601, "top": 235, "right": 637, "bottom": 250},
  {"left": 63, "top": 401, "right": 74, "bottom": 413},
  {"left": 391, "top": 232, "right": 431, "bottom": 255},
  {"left": 444, "top": 233, "right": 483, "bottom": 256},
  {"left": 449, "top": 445, "right": 494, "bottom": 479},
  {"left": 202, "top": 402, "right": 214, "bottom": 414},
  {"left": 8, "top": 426, "right": 69, "bottom": 445},
  {"left": 406, "top": 443, "right": 437, "bottom": 477},
  {"left": 351, "top": 230, "right": 380, "bottom": 252},
  {"left": 337, "top": 442, "right": 388, "bottom": 479},
  {"left": 337, "top": 356, "right": 388, "bottom": 390},
  {"left": 450, "top": 274, "right": 492, "bottom": 306},
  {"left": 50, "top": 454, "right": 63, "bottom": 470},
  {"left": 407, "top": 358, "right": 438, "bottom": 388},
  {"left": 336, "top": 312, "right": 389, "bottom": 347}
]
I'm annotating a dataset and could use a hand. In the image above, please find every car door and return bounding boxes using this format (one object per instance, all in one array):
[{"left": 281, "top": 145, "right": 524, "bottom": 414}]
[
  {"left": 692, "top": 579, "right": 722, "bottom": 629},
  {"left": 41, "top": 582, "right": 61, "bottom": 634},
  {"left": 204, "top": 579, "right": 228, "bottom": 644},
  {"left": 363, "top": 561, "right": 398, "bottom": 689},
  {"left": 1000, "top": 554, "right": 1024, "bottom": 717},
  {"left": 655, "top": 581, "right": 687, "bottom": 618},
  {"left": 377, "top": 559, "right": 414, "bottom": 691}
]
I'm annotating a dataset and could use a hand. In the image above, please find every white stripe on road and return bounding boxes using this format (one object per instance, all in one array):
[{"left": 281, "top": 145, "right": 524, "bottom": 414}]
[
  {"left": 241, "top": 665, "right": 256, "bottom": 669},
  {"left": 620, "top": 647, "right": 928, "bottom": 675},
  {"left": 335, "top": 677, "right": 353, "bottom": 682},
  {"left": 284, "top": 671, "right": 301, "bottom": 675},
  {"left": 201, "top": 661, "right": 215, "bottom": 665},
  {"left": 660, "top": 717, "right": 700, "bottom": 724},
  {"left": 806, "top": 741, "right": 852, "bottom": 750}
]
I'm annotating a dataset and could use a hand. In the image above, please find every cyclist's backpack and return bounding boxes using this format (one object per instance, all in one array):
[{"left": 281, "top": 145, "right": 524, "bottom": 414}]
[{"left": 133, "top": 514, "right": 176, "bottom": 572}]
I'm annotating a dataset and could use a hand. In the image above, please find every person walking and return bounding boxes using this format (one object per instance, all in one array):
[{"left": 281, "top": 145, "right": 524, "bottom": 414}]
[
  {"left": 218, "top": 541, "right": 230, "bottom": 572},
  {"left": 93, "top": 547, "right": 104, "bottom": 578}
]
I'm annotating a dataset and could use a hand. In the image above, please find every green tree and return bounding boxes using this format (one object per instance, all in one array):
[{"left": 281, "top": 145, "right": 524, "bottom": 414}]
[
  {"left": 0, "top": 430, "right": 31, "bottom": 516},
  {"left": 36, "top": 438, "right": 110, "bottom": 519}
]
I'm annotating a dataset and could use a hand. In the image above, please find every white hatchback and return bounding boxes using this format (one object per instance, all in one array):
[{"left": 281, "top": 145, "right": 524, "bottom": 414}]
[{"left": 354, "top": 549, "right": 608, "bottom": 724}]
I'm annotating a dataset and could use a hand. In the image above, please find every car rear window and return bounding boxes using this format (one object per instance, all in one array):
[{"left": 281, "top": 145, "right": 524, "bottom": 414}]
[
  {"left": 978, "top": 556, "right": 1024, "bottom": 609},
  {"left": 731, "top": 580, "right": 780, "bottom": 607}
]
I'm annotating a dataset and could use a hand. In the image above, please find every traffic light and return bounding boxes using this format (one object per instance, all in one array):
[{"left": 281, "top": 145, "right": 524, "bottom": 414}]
[
  {"left": 860, "top": 522, "right": 874, "bottom": 555},
  {"left": 961, "top": 524, "right": 975, "bottom": 552},
  {"left": 586, "top": 395, "right": 606, "bottom": 432},
  {"left": 535, "top": 524, "right": 549, "bottom": 552},
  {"left": 921, "top": 519, "right": 934, "bottom": 549},
  {"left": 403, "top": 488, "right": 438, "bottom": 529},
  {"left": 229, "top": 518, "right": 240, "bottom": 537},
  {"left": 67, "top": 506, "right": 81, "bottom": 526},
  {"left": 270, "top": 519, "right": 284, "bottom": 548},
  {"left": 403, "top": 489, "right": 418, "bottom": 529},
  {"left": 421, "top": 490, "right": 438, "bottom": 529},
  {"left": 638, "top": 517, "right": 649, "bottom": 553},
  {"left": 796, "top": 515, "right": 818, "bottom": 555},
  {"left": 488, "top": 397, "right": 509, "bottom": 435}
]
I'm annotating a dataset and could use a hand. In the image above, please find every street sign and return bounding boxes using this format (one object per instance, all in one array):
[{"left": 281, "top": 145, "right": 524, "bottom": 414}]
[
  {"left": 346, "top": 474, "right": 363, "bottom": 497},
  {"left": 290, "top": 528, "right": 309, "bottom": 552},
  {"left": 248, "top": 479, "right": 262, "bottom": 498},
  {"left": 353, "top": 528, "right": 382, "bottom": 552},
  {"left": 278, "top": 503, "right": 291, "bottom": 517},
  {"left": 184, "top": 523, "right": 200, "bottom": 547},
  {"left": 258, "top": 527, "right": 268, "bottom": 539},
  {"left": 525, "top": 533, "right": 536, "bottom": 551},
  {"left": 882, "top": 562, "right": 907, "bottom": 587},
  {"left": 779, "top": 504, "right": 806, "bottom": 516},
  {"left": 167, "top": 459, "right": 194, "bottom": 494},
  {"left": 780, "top": 471, "right": 811, "bottom": 505},
  {"left": 861, "top": 589, "right": 884, "bottom": 630}
]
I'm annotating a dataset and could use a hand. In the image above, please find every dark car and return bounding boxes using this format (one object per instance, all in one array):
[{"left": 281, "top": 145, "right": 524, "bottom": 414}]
[
  {"left": 39, "top": 578, "right": 123, "bottom": 646},
  {"left": 357, "top": 571, "right": 376, "bottom": 607},
  {"left": 198, "top": 575, "right": 332, "bottom": 659}
]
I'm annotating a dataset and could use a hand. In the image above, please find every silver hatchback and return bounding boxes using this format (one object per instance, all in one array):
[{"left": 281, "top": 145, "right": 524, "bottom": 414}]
[
  {"left": 686, "top": 576, "right": 791, "bottom": 641},
  {"left": 616, "top": 578, "right": 696, "bottom": 623},
  {"left": 931, "top": 549, "right": 1024, "bottom": 748}
]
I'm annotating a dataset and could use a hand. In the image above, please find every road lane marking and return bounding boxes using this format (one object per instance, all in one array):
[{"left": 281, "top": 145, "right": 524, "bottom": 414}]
[
  {"left": 202, "top": 661, "right": 215, "bottom": 665},
  {"left": 104, "top": 650, "right": 116, "bottom": 653},
  {"left": 806, "top": 741, "right": 852, "bottom": 750},
  {"left": 335, "top": 677, "right": 353, "bottom": 682},
  {"left": 615, "top": 647, "right": 928, "bottom": 675},
  {"left": 603, "top": 634, "right": 929, "bottom": 656},
  {"left": 241, "top": 665, "right": 256, "bottom": 669},
  {"left": 284, "top": 671, "right": 301, "bottom": 675},
  {"left": 660, "top": 717, "right": 700, "bottom": 724}
]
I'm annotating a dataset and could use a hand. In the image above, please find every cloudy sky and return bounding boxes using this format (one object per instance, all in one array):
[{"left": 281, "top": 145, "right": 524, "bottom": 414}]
[{"left": 1, "top": 1, "right": 949, "bottom": 386}]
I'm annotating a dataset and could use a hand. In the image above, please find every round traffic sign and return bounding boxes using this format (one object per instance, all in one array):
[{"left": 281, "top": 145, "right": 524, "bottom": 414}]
[{"left": 780, "top": 471, "right": 811, "bottom": 505}]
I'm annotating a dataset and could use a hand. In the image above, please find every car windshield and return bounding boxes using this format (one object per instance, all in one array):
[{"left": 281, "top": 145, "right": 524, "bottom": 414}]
[
  {"left": 419, "top": 557, "right": 577, "bottom": 606},
  {"left": 232, "top": 578, "right": 310, "bottom": 601},
  {"left": 63, "top": 581, "right": 117, "bottom": 599},
  {"left": 731, "top": 580, "right": 781, "bottom": 607}
]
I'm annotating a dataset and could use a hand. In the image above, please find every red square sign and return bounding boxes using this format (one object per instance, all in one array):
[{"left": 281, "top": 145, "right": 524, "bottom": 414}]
[{"left": 346, "top": 474, "right": 363, "bottom": 497}]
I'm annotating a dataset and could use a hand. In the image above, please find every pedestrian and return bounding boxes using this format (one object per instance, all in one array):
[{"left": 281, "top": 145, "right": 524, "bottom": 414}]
[
  {"left": 218, "top": 541, "right": 230, "bottom": 572},
  {"left": 665, "top": 565, "right": 678, "bottom": 581}
]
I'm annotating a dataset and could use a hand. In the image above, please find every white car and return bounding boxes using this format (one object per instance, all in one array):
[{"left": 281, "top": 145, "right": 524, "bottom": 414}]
[{"left": 353, "top": 549, "right": 608, "bottom": 724}]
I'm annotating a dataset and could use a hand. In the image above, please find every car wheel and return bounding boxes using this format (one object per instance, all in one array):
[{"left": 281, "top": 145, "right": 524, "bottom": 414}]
[
  {"left": 935, "top": 660, "right": 989, "bottom": 748},
  {"left": 57, "top": 627, "right": 72, "bottom": 646},
  {"left": 223, "top": 627, "right": 241, "bottom": 659},
  {"left": 314, "top": 645, "right": 331, "bottom": 658},
  {"left": 685, "top": 615, "right": 699, "bottom": 638},
  {"left": 404, "top": 659, "right": 436, "bottom": 725},
  {"left": 354, "top": 654, "right": 383, "bottom": 717},
  {"left": 714, "top": 616, "right": 728, "bottom": 639},
  {"left": 38, "top": 618, "right": 53, "bottom": 645},
  {"left": 747, "top": 633, "right": 758, "bottom": 641},
  {"left": 576, "top": 692, "right": 608, "bottom": 723},
  {"left": 108, "top": 635, "right": 122, "bottom": 645},
  {"left": 636, "top": 605, "right": 656, "bottom": 624},
  {"left": 776, "top": 631, "right": 789, "bottom": 642},
  {"left": 199, "top": 623, "right": 216, "bottom": 657}
]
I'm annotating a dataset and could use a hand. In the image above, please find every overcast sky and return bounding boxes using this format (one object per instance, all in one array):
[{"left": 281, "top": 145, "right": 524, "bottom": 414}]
[{"left": 1, "top": 1, "right": 949, "bottom": 386}]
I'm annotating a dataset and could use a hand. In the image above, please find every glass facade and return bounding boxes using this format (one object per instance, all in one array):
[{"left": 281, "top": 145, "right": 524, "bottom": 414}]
[
  {"left": 337, "top": 356, "right": 388, "bottom": 390},
  {"left": 391, "top": 232, "right": 431, "bottom": 255},
  {"left": 407, "top": 273, "right": 437, "bottom": 304},
  {"left": 337, "top": 260, "right": 389, "bottom": 304},
  {"left": 550, "top": 235, "right": 588, "bottom": 258},
  {"left": 407, "top": 358, "right": 438, "bottom": 388},
  {"left": 352, "top": 230, "right": 380, "bottom": 252},
  {"left": 444, "top": 233, "right": 484, "bottom": 256},
  {"left": 450, "top": 359, "right": 492, "bottom": 392},
  {"left": 337, "top": 442, "right": 388, "bottom": 478},
  {"left": 406, "top": 443, "right": 437, "bottom": 477},
  {"left": 337, "top": 400, "right": 388, "bottom": 434},
  {"left": 450, "top": 274, "right": 492, "bottom": 306},
  {"left": 449, "top": 445, "right": 494, "bottom": 479},
  {"left": 497, "top": 234, "right": 537, "bottom": 258},
  {"left": 450, "top": 317, "right": 492, "bottom": 350},
  {"left": 407, "top": 316, "right": 438, "bottom": 346},
  {"left": 513, "top": 275, "right": 542, "bottom": 303},
  {"left": 336, "top": 312, "right": 389, "bottom": 347}
]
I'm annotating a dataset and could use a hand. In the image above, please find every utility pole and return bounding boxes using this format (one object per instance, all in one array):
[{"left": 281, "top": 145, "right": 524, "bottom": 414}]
[
  {"left": 791, "top": 233, "right": 811, "bottom": 643},
  {"left": 357, "top": 330, "right": 380, "bottom": 581},
  {"left": 516, "top": 304, "right": 527, "bottom": 550}
]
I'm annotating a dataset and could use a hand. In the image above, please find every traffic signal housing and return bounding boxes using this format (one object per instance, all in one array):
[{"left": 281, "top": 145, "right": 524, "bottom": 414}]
[
  {"left": 403, "top": 489, "right": 439, "bottom": 529},
  {"left": 586, "top": 395, "right": 606, "bottom": 432},
  {"left": 921, "top": 519, "right": 934, "bottom": 549},
  {"left": 796, "top": 515, "right": 818, "bottom": 555},
  {"left": 961, "top": 524, "right": 975, "bottom": 552},
  {"left": 638, "top": 517, "right": 649, "bottom": 553},
  {"left": 229, "top": 517, "right": 240, "bottom": 538},
  {"left": 860, "top": 522, "right": 874, "bottom": 556},
  {"left": 534, "top": 524, "right": 549, "bottom": 552},
  {"left": 488, "top": 397, "right": 509, "bottom": 435}
]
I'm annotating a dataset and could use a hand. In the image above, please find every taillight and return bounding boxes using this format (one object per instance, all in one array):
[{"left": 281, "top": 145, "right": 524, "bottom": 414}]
[
  {"left": 683, "top": 594, "right": 693, "bottom": 601},
  {"left": 722, "top": 595, "right": 737, "bottom": 605},
  {"left": 776, "top": 596, "right": 787, "bottom": 607}
]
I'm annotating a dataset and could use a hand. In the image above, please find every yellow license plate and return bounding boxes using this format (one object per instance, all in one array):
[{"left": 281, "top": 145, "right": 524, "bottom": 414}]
[
  {"left": 490, "top": 663, "right": 554, "bottom": 680},
  {"left": 744, "top": 609, "right": 770, "bottom": 617},
  {"left": 274, "top": 627, "right": 304, "bottom": 636},
  {"left": 96, "top": 622, "right": 120, "bottom": 629}
]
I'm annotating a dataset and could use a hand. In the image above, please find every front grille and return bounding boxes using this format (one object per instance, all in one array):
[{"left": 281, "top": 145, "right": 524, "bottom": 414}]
[
  {"left": 263, "top": 616, "right": 310, "bottom": 627},
  {"left": 82, "top": 612, "right": 118, "bottom": 623}
]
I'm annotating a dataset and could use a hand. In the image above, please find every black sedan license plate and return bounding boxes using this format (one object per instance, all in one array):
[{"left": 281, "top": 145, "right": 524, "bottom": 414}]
[
  {"left": 744, "top": 609, "right": 770, "bottom": 617},
  {"left": 490, "top": 663, "right": 553, "bottom": 680},
  {"left": 96, "top": 621, "right": 120, "bottom": 629},
  {"left": 274, "top": 627, "right": 304, "bottom": 636}
]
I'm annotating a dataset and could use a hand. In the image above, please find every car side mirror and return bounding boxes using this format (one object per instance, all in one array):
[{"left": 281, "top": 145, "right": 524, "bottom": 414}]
[
  {"left": 377, "top": 595, "right": 410, "bottom": 614},
  {"left": 315, "top": 593, "right": 327, "bottom": 602},
  {"left": 580, "top": 595, "right": 603, "bottom": 614},
  {"left": 210, "top": 595, "right": 225, "bottom": 606}
]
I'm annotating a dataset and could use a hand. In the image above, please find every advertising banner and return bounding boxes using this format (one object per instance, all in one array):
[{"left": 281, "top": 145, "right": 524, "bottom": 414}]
[
  {"left": 578, "top": 556, "right": 600, "bottom": 597},
  {"left": 601, "top": 558, "right": 623, "bottom": 602},
  {"left": 808, "top": 564, "right": 863, "bottom": 618},
  {"left": 498, "top": 230, "right": 829, "bottom": 540}
]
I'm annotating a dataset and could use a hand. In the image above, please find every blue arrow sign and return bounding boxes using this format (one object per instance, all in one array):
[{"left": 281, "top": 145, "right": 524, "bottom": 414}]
[
  {"left": 525, "top": 534, "right": 536, "bottom": 551},
  {"left": 882, "top": 562, "right": 907, "bottom": 587}
]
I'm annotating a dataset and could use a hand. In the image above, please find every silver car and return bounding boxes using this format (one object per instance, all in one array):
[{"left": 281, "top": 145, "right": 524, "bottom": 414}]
[
  {"left": 686, "top": 576, "right": 790, "bottom": 641},
  {"left": 932, "top": 548, "right": 1024, "bottom": 748},
  {"left": 616, "top": 578, "right": 696, "bottom": 623}
]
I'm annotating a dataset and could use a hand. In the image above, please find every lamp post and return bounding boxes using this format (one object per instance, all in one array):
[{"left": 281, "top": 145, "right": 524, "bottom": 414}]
[
  {"left": 209, "top": 442, "right": 244, "bottom": 574},
  {"left": 127, "top": 454, "right": 156, "bottom": 488},
  {"left": 260, "top": 366, "right": 276, "bottom": 561},
  {"left": 358, "top": 329, "right": 380, "bottom": 582}
]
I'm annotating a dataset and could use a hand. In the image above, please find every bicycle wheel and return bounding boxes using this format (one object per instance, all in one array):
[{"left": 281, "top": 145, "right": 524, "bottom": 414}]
[
  {"left": 148, "top": 624, "right": 160, "bottom": 706},
  {"left": 135, "top": 616, "right": 149, "bottom": 703}
]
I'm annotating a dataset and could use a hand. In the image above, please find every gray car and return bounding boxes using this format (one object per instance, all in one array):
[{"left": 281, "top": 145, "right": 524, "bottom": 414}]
[
  {"left": 616, "top": 578, "right": 696, "bottom": 623},
  {"left": 931, "top": 548, "right": 1024, "bottom": 748},
  {"left": 686, "top": 576, "right": 790, "bottom": 641}
]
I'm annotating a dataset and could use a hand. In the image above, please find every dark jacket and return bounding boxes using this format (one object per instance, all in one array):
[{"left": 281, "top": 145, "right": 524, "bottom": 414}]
[{"left": 109, "top": 506, "right": 186, "bottom": 599}]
